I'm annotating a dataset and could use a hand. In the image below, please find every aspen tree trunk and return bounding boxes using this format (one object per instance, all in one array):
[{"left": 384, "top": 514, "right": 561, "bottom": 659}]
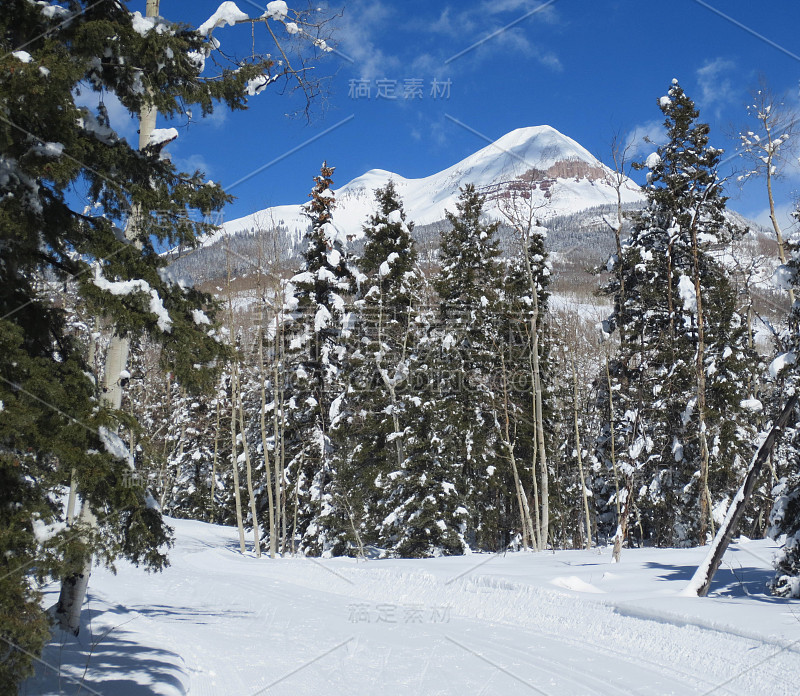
[
  {"left": 498, "top": 352, "right": 535, "bottom": 549},
  {"left": 238, "top": 385, "right": 261, "bottom": 557},
  {"left": 58, "top": 0, "right": 163, "bottom": 633},
  {"left": 258, "top": 312, "right": 276, "bottom": 558},
  {"left": 528, "top": 356, "right": 541, "bottom": 551},
  {"left": 518, "top": 226, "right": 548, "bottom": 551},
  {"left": 65, "top": 476, "right": 78, "bottom": 526},
  {"left": 272, "top": 310, "right": 286, "bottom": 554},
  {"left": 613, "top": 477, "right": 634, "bottom": 564},
  {"left": 763, "top": 113, "right": 795, "bottom": 305},
  {"left": 613, "top": 162, "right": 627, "bottom": 347},
  {"left": 605, "top": 137, "right": 629, "bottom": 561},
  {"left": 54, "top": 504, "right": 97, "bottom": 635},
  {"left": 572, "top": 358, "right": 592, "bottom": 549},
  {"left": 607, "top": 358, "right": 625, "bottom": 563},
  {"left": 102, "top": 0, "right": 158, "bottom": 408},
  {"left": 230, "top": 363, "right": 247, "bottom": 554},
  {"left": 226, "top": 241, "right": 246, "bottom": 554},
  {"left": 498, "top": 188, "right": 548, "bottom": 550},
  {"left": 690, "top": 219, "right": 712, "bottom": 545},
  {"left": 531, "top": 287, "right": 549, "bottom": 550},
  {"left": 210, "top": 393, "right": 221, "bottom": 522},
  {"left": 254, "top": 239, "right": 276, "bottom": 557}
]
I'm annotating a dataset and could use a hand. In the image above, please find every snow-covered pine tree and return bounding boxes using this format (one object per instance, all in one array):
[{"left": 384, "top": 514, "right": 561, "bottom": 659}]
[
  {"left": 429, "top": 183, "right": 505, "bottom": 551},
  {"left": 768, "top": 465, "right": 800, "bottom": 597},
  {"left": 598, "top": 80, "right": 757, "bottom": 548},
  {"left": 332, "top": 181, "right": 427, "bottom": 554},
  {"left": 767, "top": 207, "right": 800, "bottom": 597},
  {"left": 284, "top": 162, "right": 355, "bottom": 556}
]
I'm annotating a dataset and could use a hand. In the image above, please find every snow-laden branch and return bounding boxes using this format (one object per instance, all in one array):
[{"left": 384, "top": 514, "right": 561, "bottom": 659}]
[{"left": 92, "top": 265, "right": 173, "bottom": 333}]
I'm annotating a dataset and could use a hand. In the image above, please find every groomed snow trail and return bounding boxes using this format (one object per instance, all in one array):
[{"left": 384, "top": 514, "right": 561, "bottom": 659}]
[{"left": 27, "top": 518, "right": 800, "bottom": 695}]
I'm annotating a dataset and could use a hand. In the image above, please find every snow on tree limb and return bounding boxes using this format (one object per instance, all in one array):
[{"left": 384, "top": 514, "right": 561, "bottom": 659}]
[{"left": 197, "top": 2, "right": 250, "bottom": 37}]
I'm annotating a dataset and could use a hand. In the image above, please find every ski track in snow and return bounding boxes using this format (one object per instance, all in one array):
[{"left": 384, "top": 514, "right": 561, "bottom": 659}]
[{"left": 27, "top": 518, "right": 800, "bottom": 695}]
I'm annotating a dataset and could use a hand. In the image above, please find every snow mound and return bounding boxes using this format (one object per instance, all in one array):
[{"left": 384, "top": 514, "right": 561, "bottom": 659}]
[{"left": 550, "top": 575, "right": 605, "bottom": 594}]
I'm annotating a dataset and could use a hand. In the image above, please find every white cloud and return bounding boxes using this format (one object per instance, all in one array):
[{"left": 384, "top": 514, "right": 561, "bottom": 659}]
[
  {"left": 335, "top": 0, "right": 402, "bottom": 80},
  {"left": 173, "top": 153, "right": 212, "bottom": 178},
  {"left": 406, "top": 1, "right": 562, "bottom": 73},
  {"left": 199, "top": 106, "right": 228, "bottom": 128},
  {"left": 426, "top": 7, "right": 476, "bottom": 37},
  {"left": 751, "top": 201, "right": 797, "bottom": 235},
  {"left": 74, "top": 88, "right": 138, "bottom": 142},
  {"left": 696, "top": 58, "right": 736, "bottom": 115},
  {"left": 625, "top": 120, "right": 666, "bottom": 159},
  {"left": 479, "top": 0, "right": 559, "bottom": 24}
]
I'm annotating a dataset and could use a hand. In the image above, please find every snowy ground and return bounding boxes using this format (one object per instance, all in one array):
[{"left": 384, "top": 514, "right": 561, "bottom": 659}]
[{"left": 24, "top": 518, "right": 800, "bottom": 696}]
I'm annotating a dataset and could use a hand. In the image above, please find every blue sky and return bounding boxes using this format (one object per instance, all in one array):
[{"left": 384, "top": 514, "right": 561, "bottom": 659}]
[{"left": 124, "top": 0, "right": 800, "bottom": 230}]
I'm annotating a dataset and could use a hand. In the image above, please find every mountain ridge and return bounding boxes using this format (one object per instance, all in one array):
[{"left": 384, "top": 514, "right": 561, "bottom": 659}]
[{"left": 197, "top": 125, "right": 645, "bottom": 249}]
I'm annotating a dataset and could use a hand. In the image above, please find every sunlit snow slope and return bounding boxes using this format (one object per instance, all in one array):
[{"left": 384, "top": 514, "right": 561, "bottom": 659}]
[{"left": 27, "top": 517, "right": 800, "bottom": 695}]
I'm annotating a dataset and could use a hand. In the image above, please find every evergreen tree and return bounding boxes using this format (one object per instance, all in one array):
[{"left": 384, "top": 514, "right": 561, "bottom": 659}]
[
  {"left": 767, "top": 208, "right": 800, "bottom": 596},
  {"left": 597, "top": 80, "right": 757, "bottom": 548},
  {"left": 768, "top": 465, "right": 800, "bottom": 597},
  {"left": 284, "top": 162, "right": 355, "bottom": 556},
  {"left": 0, "top": 1, "right": 286, "bottom": 686},
  {"left": 430, "top": 184, "right": 505, "bottom": 551},
  {"left": 333, "top": 181, "right": 427, "bottom": 554}
]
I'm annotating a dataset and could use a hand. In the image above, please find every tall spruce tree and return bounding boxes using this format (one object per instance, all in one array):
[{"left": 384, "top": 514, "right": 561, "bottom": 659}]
[
  {"left": 285, "top": 162, "right": 355, "bottom": 556},
  {"left": 431, "top": 184, "right": 505, "bottom": 551},
  {"left": 333, "top": 181, "right": 427, "bottom": 554},
  {"left": 597, "top": 80, "right": 756, "bottom": 548}
]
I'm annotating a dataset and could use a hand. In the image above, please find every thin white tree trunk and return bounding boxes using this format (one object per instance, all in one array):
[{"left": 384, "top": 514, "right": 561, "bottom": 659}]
[
  {"left": 259, "top": 324, "right": 276, "bottom": 558},
  {"left": 210, "top": 392, "right": 220, "bottom": 522},
  {"left": 762, "top": 110, "right": 795, "bottom": 305},
  {"left": 690, "top": 214, "right": 712, "bottom": 544},
  {"left": 531, "top": 287, "right": 548, "bottom": 550},
  {"left": 239, "top": 384, "right": 261, "bottom": 557},
  {"left": 255, "top": 239, "right": 276, "bottom": 558},
  {"left": 528, "top": 361, "right": 541, "bottom": 551},
  {"left": 100, "top": 4, "right": 157, "bottom": 408},
  {"left": 54, "top": 506, "right": 97, "bottom": 635},
  {"left": 230, "top": 363, "right": 247, "bottom": 554},
  {"left": 572, "top": 358, "right": 592, "bottom": 549},
  {"left": 224, "top": 236, "right": 247, "bottom": 553},
  {"left": 272, "top": 310, "right": 286, "bottom": 554},
  {"left": 498, "top": 352, "right": 535, "bottom": 549},
  {"left": 607, "top": 357, "right": 625, "bottom": 563}
]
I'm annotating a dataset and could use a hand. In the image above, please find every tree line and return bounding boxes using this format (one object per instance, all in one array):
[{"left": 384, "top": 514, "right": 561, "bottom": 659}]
[{"left": 122, "top": 83, "right": 800, "bottom": 603}]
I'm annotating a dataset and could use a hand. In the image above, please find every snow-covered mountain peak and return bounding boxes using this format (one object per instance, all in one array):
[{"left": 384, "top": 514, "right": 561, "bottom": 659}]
[
  {"left": 457, "top": 125, "right": 602, "bottom": 175},
  {"left": 209, "top": 125, "right": 644, "bottom": 247}
]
